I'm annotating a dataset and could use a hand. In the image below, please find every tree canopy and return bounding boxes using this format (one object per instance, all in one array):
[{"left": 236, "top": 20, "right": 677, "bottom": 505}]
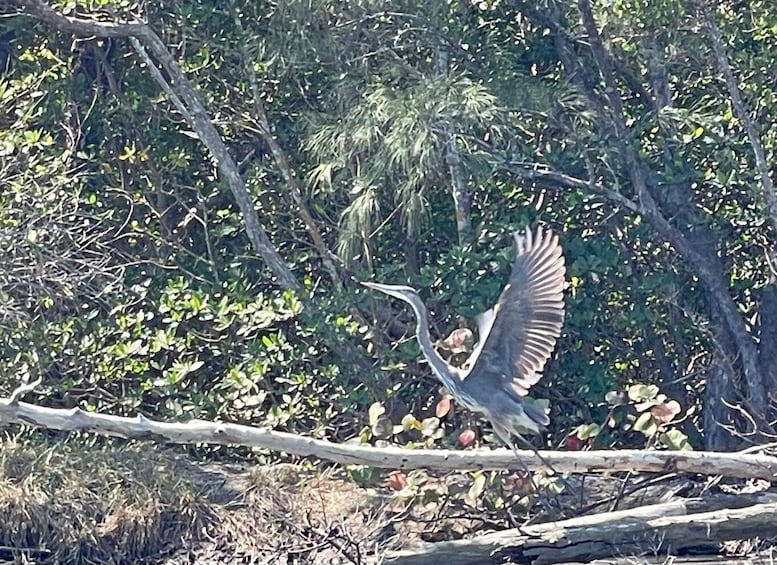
[{"left": 2, "top": 0, "right": 776, "bottom": 458}]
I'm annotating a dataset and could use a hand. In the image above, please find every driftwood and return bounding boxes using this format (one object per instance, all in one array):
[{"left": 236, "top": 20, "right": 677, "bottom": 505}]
[
  {"left": 386, "top": 494, "right": 777, "bottom": 564},
  {"left": 1, "top": 387, "right": 775, "bottom": 563},
  {"left": 1, "top": 397, "right": 776, "bottom": 479}
]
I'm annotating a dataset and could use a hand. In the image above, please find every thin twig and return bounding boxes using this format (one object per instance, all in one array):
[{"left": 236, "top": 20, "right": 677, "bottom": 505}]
[{"left": 8, "top": 377, "right": 43, "bottom": 405}]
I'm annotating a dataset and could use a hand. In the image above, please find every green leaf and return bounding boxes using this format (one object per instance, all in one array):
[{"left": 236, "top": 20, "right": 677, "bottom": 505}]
[
  {"left": 633, "top": 412, "right": 657, "bottom": 437},
  {"left": 420, "top": 417, "right": 440, "bottom": 437},
  {"left": 401, "top": 413, "right": 420, "bottom": 431},
  {"left": 369, "top": 402, "right": 386, "bottom": 426},
  {"left": 524, "top": 396, "right": 549, "bottom": 413},
  {"left": 628, "top": 384, "right": 659, "bottom": 402},
  {"left": 347, "top": 465, "right": 377, "bottom": 485},
  {"left": 465, "top": 473, "right": 487, "bottom": 507},
  {"left": 661, "top": 429, "right": 692, "bottom": 450},
  {"left": 576, "top": 423, "right": 600, "bottom": 440},
  {"left": 371, "top": 416, "right": 393, "bottom": 439}
]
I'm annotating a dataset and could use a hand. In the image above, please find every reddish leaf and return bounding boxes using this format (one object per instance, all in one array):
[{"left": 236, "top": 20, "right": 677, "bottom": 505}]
[
  {"left": 651, "top": 400, "right": 681, "bottom": 424},
  {"left": 386, "top": 471, "right": 408, "bottom": 491},
  {"left": 436, "top": 397, "right": 451, "bottom": 418},
  {"left": 458, "top": 428, "right": 476, "bottom": 447},
  {"left": 504, "top": 470, "right": 533, "bottom": 492},
  {"left": 565, "top": 433, "right": 584, "bottom": 450},
  {"left": 449, "top": 329, "right": 467, "bottom": 348},
  {"left": 442, "top": 328, "right": 474, "bottom": 353}
]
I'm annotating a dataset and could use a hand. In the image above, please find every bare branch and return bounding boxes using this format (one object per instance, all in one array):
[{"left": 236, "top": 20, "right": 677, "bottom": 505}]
[
  {"left": 387, "top": 496, "right": 777, "bottom": 564},
  {"left": 228, "top": 0, "right": 342, "bottom": 288},
  {"left": 8, "top": 377, "right": 42, "bottom": 405},
  {"left": 505, "top": 162, "right": 642, "bottom": 214},
  {"left": 0, "top": 398, "right": 776, "bottom": 479},
  {"left": 465, "top": 135, "right": 642, "bottom": 213},
  {"left": 434, "top": 35, "right": 472, "bottom": 243},
  {"left": 129, "top": 38, "right": 193, "bottom": 124}
]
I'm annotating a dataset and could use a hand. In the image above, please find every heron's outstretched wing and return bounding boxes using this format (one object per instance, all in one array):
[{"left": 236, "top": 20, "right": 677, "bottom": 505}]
[{"left": 462, "top": 227, "right": 565, "bottom": 401}]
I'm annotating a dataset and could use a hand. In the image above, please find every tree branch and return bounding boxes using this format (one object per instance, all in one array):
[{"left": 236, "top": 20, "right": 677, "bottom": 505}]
[
  {"left": 504, "top": 162, "right": 642, "bottom": 214},
  {"left": 1, "top": 397, "right": 775, "bottom": 479},
  {"left": 434, "top": 35, "right": 472, "bottom": 243},
  {"left": 704, "top": 11, "right": 777, "bottom": 262},
  {"left": 465, "top": 135, "right": 642, "bottom": 213},
  {"left": 386, "top": 495, "right": 777, "bottom": 564},
  {"left": 228, "top": 0, "right": 342, "bottom": 289},
  {"left": 575, "top": 0, "right": 767, "bottom": 419},
  {"left": 8, "top": 377, "right": 43, "bottom": 404},
  {"left": 16, "top": 0, "right": 300, "bottom": 290}
]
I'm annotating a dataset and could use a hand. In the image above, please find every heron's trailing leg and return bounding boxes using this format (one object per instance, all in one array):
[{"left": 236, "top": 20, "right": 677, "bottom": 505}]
[
  {"left": 493, "top": 424, "right": 559, "bottom": 475},
  {"left": 494, "top": 424, "right": 580, "bottom": 514},
  {"left": 492, "top": 425, "right": 566, "bottom": 516}
]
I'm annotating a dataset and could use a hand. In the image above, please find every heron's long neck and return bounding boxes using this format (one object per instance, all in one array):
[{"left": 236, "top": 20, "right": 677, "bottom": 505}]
[{"left": 410, "top": 302, "right": 456, "bottom": 383}]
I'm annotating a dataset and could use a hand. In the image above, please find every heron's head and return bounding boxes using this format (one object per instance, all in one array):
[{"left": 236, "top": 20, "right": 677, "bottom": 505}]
[{"left": 361, "top": 282, "right": 422, "bottom": 309}]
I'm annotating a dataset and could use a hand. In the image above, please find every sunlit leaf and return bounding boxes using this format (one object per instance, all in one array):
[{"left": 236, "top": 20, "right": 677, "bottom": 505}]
[
  {"left": 435, "top": 397, "right": 451, "bottom": 418},
  {"left": 660, "top": 429, "right": 692, "bottom": 450},
  {"left": 369, "top": 402, "right": 386, "bottom": 426},
  {"left": 651, "top": 400, "right": 682, "bottom": 424},
  {"left": 605, "top": 390, "right": 626, "bottom": 405},
  {"left": 465, "top": 473, "right": 486, "bottom": 507},
  {"left": 421, "top": 417, "right": 440, "bottom": 437},
  {"left": 459, "top": 429, "right": 477, "bottom": 447},
  {"left": 387, "top": 471, "right": 408, "bottom": 491},
  {"left": 633, "top": 412, "right": 657, "bottom": 437},
  {"left": 576, "top": 423, "right": 601, "bottom": 440},
  {"left": 372, "top": 416, "right": 393, "bottom": 439},
  {"left": 401, "top": 413, "right": 420, "bottom": 431},
  {"left": 628, "top": 384, "right": 659, "bottom": 402}
]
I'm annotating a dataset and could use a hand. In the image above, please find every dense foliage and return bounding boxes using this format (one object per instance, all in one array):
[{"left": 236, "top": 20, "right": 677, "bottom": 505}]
[{"left": 2, "top": 0, "right": 776, "bottom": 457}]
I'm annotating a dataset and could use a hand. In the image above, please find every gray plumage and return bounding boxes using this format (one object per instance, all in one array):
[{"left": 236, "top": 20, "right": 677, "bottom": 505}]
[{"left": 363, "top": 226, "right": 565, "bottom": 450}]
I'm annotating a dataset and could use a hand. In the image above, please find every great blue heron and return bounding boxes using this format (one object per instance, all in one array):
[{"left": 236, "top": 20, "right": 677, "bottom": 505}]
[{"left": 363, "top": 227, "right": 565, "bottom": 453}]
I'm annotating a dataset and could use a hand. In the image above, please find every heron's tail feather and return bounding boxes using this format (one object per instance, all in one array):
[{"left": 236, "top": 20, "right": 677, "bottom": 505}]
[{"left": 522, "top": 400, "right": 550, "bottom": 429}]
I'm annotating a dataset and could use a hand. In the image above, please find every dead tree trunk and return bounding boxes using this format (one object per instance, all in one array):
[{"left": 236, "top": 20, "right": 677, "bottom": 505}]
[{"left": 386, "top": 495, "right": 777, "bottom": 564}]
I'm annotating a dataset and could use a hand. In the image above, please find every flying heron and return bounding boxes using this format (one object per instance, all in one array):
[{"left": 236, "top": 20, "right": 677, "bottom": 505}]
[{"left": 363, "top": 227, "right": 565, "bottom": 453}]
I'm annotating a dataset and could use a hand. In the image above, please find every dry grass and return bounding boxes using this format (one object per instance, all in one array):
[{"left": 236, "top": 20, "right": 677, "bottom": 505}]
[
  {"left": 0, "top": 437, "right": 217, "bottom": 564},
  {"left": 202, "top": 463, "right": 397, "bottom": 563},
  {"left": 0, "top": 438, "right": 398, "bottom": 564},
  {"left": 0, "top": 436, "right": 772, "bottom": 564}
]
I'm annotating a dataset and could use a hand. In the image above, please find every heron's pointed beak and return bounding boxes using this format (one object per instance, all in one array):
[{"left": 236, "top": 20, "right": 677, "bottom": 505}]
[
  {"left": 361, "top": 281, "right": 406, "bottom": 300},
  {"left": 361, "top": 281, "right": 391, "bottom": 294}
]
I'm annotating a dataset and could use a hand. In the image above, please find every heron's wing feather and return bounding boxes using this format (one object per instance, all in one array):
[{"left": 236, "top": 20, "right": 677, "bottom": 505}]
[
  {"left": 462, "top": 227, "right": 565, "bottom": 398},
  {"left": 461, "top": 307, "right": 496, "bottom": 369},
  {"left": 475, "top": 308, "right": 496, "bottom": 338}
]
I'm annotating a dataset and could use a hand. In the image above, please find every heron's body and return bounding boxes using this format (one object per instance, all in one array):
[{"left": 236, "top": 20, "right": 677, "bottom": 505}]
[{"left": 363, "top": 227, "right": 565, "bottom": 451}]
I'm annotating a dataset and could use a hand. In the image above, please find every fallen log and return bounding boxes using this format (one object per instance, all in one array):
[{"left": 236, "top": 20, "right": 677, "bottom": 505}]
[
  {"left": 385, "top": 494, "right": 777, "bottom": 564},
  {"left": 1, "top": 398, "right": 776, "bottom": 479}
]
